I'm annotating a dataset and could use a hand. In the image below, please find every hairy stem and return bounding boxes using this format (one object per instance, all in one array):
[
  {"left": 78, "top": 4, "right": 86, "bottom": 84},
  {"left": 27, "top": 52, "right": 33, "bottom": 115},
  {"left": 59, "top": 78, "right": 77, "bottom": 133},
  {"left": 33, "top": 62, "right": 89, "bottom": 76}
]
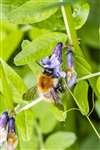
[
  {"left": 86, "top": 116, "right": 100, "bottom": 139},
  {"left": 60, "top": 2, "right": 81, "bottom": 54},
  {"left": 15, "top": 97, "right": 42, "bottom": 114},
  {"left": 77, "top": 72, "right": 100, "bottom": 82}
]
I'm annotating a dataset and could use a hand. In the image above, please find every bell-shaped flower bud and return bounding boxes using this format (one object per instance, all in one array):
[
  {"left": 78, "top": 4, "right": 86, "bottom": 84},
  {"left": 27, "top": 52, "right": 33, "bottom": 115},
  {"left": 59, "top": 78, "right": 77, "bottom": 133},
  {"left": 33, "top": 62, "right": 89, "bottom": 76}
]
[
  {"left": 0, "top": 112, "right": 8, "bottom": 146},
  {"left": 7, "top": 117, "right": 18, "bottom": 150}
]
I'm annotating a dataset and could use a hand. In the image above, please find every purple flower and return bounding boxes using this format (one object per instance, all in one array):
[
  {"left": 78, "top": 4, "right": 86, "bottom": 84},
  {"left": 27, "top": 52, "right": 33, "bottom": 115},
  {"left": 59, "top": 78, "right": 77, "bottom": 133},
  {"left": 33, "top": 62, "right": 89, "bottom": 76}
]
[
  {"left": 66, "top": 46, "right": 77, "bottom": 88},
  {"left": 52, "top": 42, "right": 63, "bottom": 63},
  {"left": 67, "top": 47, "right": 73, "bottom": 68},
  {"left": 67, "top": 69, "right": 77, "bottom": 88},
  {"left": 0, "top": 112, "right": 8, "bottom": 146},
  {"left": 40, "top": 42, "right": 66, "bottom": 78},
  {"left": 7, "top": 117, "right": 18, "bottom": 150}
]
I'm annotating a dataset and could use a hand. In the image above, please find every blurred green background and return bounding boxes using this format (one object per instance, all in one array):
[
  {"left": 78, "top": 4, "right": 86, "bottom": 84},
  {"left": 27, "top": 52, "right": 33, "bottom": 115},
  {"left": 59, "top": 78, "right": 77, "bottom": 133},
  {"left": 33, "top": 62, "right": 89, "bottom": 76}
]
[{"left": 0, "top": 0, "right": 100, "bottom": 150}]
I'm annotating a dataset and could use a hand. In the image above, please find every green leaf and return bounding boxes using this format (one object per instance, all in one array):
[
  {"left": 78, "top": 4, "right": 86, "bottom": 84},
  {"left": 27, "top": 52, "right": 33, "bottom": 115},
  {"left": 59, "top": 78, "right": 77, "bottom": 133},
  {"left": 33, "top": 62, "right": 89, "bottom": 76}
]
[
  {"left": 72, "top": 0, "right": 90, "bottom": 30},
  {"left": 29, "top": 27, "right": 51, "bottom": 40},
  {"left": 16, "top": 109, "right": 35, "bottom": 141},
  {"left": 1, "top": 0, "right": 58, "bottom": 24},
  {"left": 32, "top": 101, "right": 57, "bottom": 133},
  {"left": 74, "top": 55, "right": 92, "bottom": 77},
  {"left": 79, "top": 0, "right": 100, "bottom": 48},
  {"left": 45, "top": 132, "right": 76, "bottom": 150},
  {"left": 96, "top": 77, "right": 100, "bottom": 94},
  {"left": 49, "top": 103, "right": 66, "bottom": 122},
  {"left": 32, "top": 10, "right": 65, "bottom": 32},
  {"left": 17, "top": 132, "right": 38, "bottom": 150},
  {"left": 14, "top": 31, "right": 67, "bottom": 65},
  {"left": 74, "top": 81, "right": 89, "bottom": 115},
  {"left": 0, "top": 60, "right": 13, "bottom": 110},
  {"left": 33, "top": 0, "right": 90, "bottom": 31},
  {"left": 0, "top": 21, "right": 23, "bottom": 61},
  {"left": 0, "top": 58, "right": 27, "bottom": 104}
]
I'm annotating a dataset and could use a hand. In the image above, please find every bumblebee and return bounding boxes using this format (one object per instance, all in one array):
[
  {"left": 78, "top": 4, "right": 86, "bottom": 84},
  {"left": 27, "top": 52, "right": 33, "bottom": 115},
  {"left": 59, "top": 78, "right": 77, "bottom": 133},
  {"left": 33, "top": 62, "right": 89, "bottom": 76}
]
[
  {"left": 23, "top": 67, "right": 64, "bottom": 105},
  {"left": 23, "top": 43, "right": 65, "bottom": 105}
]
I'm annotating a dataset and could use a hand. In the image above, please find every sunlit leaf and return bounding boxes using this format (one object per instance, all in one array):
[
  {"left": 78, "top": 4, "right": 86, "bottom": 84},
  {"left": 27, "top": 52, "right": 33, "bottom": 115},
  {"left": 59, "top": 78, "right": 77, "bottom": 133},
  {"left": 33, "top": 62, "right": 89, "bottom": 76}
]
[
  {"left": 0, "top": 21, "right": 23, "bottom": 61},
  {"left": 49, "top": 103, "right": 66, "bottom": 122},
  {"left": 32, "top": 101, "right": 57, "bottom": 133},
  {"left": 33, "top": 0, "right": 90, "bottom": 31},
  {"left": 72, "top": 0, "right": 90, "bottom": 29},
  {"left": 14, "top": 31, "right": 67, "bottom": 65},
  {"left": 45, "top": 131, "right": 76, "bottom": 150},
  {"left": 79, "top": 0, "right": 100, "bottom": 48},
  {"left": 74, "top": 81, "right": 89, "bottom": 115},
  {"left": 16, "top": 109, "right": 35, "bottom": 141},
  {"left": 74, "top": 55, "right": 92, "bottom": 77},
  {"left": 0, "top": 59, "right": 27, "bottom": 104},
  {"left": 1, "top": 0, "right": 58, "bottom": 24},
  {"left": 0, "top": 59, "right": 13, "bottom": 109}
]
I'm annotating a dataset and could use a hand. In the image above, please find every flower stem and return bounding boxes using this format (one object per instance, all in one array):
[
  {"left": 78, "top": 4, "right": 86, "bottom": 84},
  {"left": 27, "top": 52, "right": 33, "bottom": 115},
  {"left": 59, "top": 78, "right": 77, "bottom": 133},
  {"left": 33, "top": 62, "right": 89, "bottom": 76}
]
[
  {"left": 86, "top": 116, "right": 100, "bottom": 139},
  {"left": 15, "top": 97, "right": 42, "bottom": 114},
  {"left": 77, "top": 72, "right": 100, "bottom": 82},
  {"left": 60, "top": 2, "right": 82, "bottom": 55}
]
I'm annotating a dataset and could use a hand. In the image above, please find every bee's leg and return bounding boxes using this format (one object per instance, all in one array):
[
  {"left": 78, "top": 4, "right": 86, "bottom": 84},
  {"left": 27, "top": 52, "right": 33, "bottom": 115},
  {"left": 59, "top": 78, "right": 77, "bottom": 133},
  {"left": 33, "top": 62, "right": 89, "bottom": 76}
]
[
  {"left": 55, "top": 79, "right": 65, "bottom": 93},
  {"left": 50, "top": 88, "right": 60, "bottom": 104}
]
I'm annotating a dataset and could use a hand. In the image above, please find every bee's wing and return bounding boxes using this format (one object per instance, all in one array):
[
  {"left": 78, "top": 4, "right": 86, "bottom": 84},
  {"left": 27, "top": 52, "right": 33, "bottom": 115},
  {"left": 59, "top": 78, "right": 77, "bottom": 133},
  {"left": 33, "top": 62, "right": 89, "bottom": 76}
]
[
  {"left": 50, "top": 88, "right": 64, "bottom": 111},
  {"left": 23, "top": 86, "right": 38, "bottom": 100}
]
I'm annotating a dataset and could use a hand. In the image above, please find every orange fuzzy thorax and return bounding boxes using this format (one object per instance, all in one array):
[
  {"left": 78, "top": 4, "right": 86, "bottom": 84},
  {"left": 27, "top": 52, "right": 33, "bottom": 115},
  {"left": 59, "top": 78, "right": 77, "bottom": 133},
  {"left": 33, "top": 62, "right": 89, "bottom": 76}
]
[{"left": 37, "top": 74, "right": 54, "bottom": 92}]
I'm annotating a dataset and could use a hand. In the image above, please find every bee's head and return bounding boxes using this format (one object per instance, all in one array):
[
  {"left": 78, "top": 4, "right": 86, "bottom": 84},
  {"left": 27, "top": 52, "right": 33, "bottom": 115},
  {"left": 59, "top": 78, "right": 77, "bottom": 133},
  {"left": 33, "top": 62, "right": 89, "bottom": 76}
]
[{"left": 43, "top": 68, "right": 54, "bottom": 77}]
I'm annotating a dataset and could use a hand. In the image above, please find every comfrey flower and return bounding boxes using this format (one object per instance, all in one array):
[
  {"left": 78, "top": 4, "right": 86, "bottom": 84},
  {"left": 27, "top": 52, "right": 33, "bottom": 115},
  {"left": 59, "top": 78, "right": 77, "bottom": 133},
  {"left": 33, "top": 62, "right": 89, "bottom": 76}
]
[
  {"left": 0, "top": 112, "right": 8, "bottom": 146},
  {"left": 7, "top": 117, "right": 18, "bottom": 150},
  {"left": 40, "top": 42, "right": 66, "bottom": 78},
  {"left": 66, "top": 46, "right": 77, "bottom": 88}
]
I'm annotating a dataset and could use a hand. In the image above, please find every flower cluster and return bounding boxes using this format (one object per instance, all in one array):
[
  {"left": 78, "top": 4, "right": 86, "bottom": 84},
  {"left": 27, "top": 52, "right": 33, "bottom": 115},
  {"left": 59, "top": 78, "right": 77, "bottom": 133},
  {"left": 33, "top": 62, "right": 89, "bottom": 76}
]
[
  {"left": 66, "top": 46, "right": 77, "bottom": 88},
  {"left": 40, "top": 42, "right": 77, "bottom": 88},
  {"left": 40, "top": 42, "right": 66, "bottom": 78},
  {"left": 0, "top": 112, "right": 18, "bottom": 150}
]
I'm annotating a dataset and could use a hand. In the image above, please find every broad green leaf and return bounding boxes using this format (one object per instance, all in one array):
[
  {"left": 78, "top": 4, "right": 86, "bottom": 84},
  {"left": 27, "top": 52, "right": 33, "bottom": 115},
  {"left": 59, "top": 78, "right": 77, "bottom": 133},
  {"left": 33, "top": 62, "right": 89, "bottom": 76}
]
[
  {"left": 79, "top": 0, "right": 100, "bottom": 48},
  {"left": 0, "top": 21, "right": 23, "bottom": 61},
  {"left": 33, "top": 10, "right": 65, "bottom": 32},
  {"left": 74, "top": 81, "right": 89, "bottom": 115},
  {"left": 0, "top": 94, "right": 5, "bottom": 113},
  {"left": 74, "top": 55, "right": 92, "bottom": 77},
  {"left": 74, "top": 55, "right": 100, "bottom": 99},
  {"left": 29, "top": 27, "right": 51, "bottom": 40},
  {"left": 0, "top": 59, "right": 27, "bottom": 104},
  {"left": 45, "top": 132, "right": 76, "bottom": 150},
  {"left": 1, "top": 0, "right": 58, "bottom": 24},
  {"left": 14, "top": 31, "right": 67, "bottom": 65},
  {"left": 96, "top": 76, "right": 100, "bottom": 94},
  {"left": 33, "top": 0, "right": 90, "bottom": 31},
  {"left": 32, "top": 101, "right": 57, "bottom": 133},
  {"left": 72, "top": 0, "right": 90, "bottom": 29},
  {"left": 16, "top": 109, "right": 35, "bottom": 141},
  {"left": 17, "top": 131, "right": 38, "bottom": 150},
  {"left": 49, "top": 103, "right": 66, "bottom": 122},
  {"left": 0, "top": 59, "right": 13, "bottom": 109},
  {"left": 95, "top": 99, "right": 100, "bottom": 118}
]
